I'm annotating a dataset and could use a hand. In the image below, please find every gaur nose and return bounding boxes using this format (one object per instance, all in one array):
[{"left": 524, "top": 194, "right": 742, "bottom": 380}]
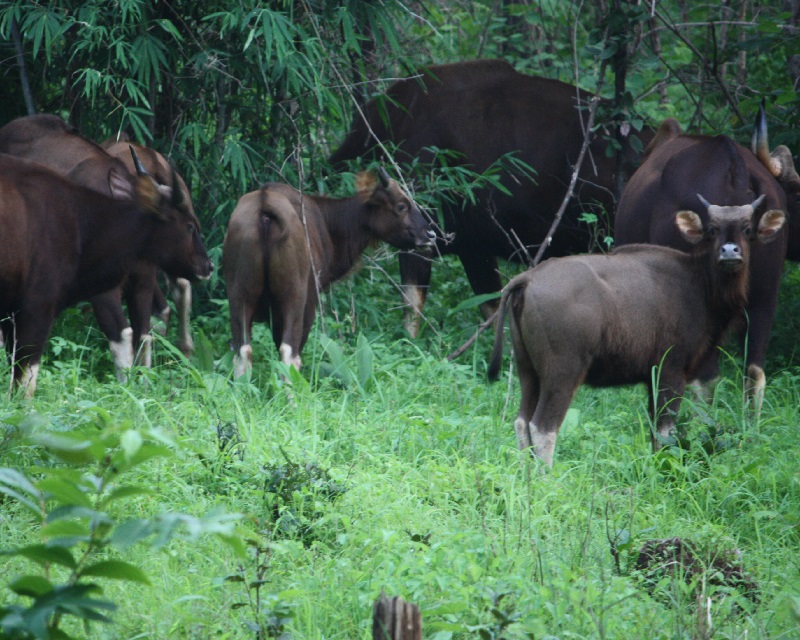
[{"left": 719, "top": 243, "right": 742, "bottom": 263}]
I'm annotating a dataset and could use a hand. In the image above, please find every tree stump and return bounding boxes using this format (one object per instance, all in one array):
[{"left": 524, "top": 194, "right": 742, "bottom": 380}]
[{"left": 372, "top": 594, "right": 422, "bottom": 640}]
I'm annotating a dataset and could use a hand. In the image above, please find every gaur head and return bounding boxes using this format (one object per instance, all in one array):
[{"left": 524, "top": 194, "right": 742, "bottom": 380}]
[
  {"left": 126, "top": 145, "right": 213, "bottom": 281},
  {"left": 675, "top": 193, "right": 785, "bottom": 272},
  {"left": 357, "top": 167, "right": 436, "bottom": 251}
]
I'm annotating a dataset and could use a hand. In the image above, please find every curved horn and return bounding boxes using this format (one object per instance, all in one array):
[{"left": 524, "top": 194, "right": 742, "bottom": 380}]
[
  {"left": 170, "top": 166, "right": 184, "bottom": 208},
  {"left": 750, "top": 194, "right": 766, "bottom": 210},
  {"left": 696, "top": 193, "right": 713, "bottom": 210},
  {"left": 378, "top": 166, "right": 391, "bottom": 188},
  {"left": 751, "top": 101, "right": 781, "bottom": 177},
  {"left": 129, "top": 145, "right": 149, "bottom": 177}
]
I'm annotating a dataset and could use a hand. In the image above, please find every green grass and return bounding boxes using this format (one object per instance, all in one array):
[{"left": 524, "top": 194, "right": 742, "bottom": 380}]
[{"left": 1, "top": 255, "right": 799, "bottom": 639}]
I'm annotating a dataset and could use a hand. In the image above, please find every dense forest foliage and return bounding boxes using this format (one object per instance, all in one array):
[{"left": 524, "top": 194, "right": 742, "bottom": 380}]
[
  {"left": 1, "top": 0, "right": 798, "bottom": 272},
  {"left": 1, "top": 2, "right": 800, "bottom": 639}
]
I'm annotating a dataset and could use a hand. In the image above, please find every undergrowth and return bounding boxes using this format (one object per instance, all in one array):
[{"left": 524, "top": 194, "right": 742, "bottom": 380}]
[{"left": 1, "top": 258, "right": 799, "bottom": 639}]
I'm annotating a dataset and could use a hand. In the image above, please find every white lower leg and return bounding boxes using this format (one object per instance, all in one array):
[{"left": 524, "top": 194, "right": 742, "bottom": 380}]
[
  {"left": 233, "top": 344, "right": 252, "bottom": 379},
  {"left": 138, "top": 334, "right": 153, "bottom": 369},
  {"left": 279, "top": 343, "right": 302, "bottom": 370},
  {"left": 746, "top": 364, "right": 766, "bottom": 417},
  {"left": 153, "top": 306, "right": 171, "bottom": 336},
  {"left": 402, "top": 285, "right": 423, "bottom": 339},
  {"left": 687, "top": 376, "right": 719, "bottom": 404},
  {"left": 514, "top": 417, "right": 532, "bottom": 450},
  {"left": 19, "top": 363, "right": 39, "bottom": 399},
  {"left": 175, "top": 278, "right": 194, "bottom": 356},
  {"left": 530, "top": 424, "right": 557, "bottom": 467},
  {"left": 110, "top": 327, "right": 134, "bottom": 382},
  {"left": 653, "top": 416, "right": 676, "bottom": 450}
]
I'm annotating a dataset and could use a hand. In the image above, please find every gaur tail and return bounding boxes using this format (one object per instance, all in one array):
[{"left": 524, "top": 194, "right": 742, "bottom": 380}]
[
  {"left": 258, "top": 188, "right": 275, "bottom": 282},
  {"left": 487, "top": 282, "right": 514, "bottom": 381}
]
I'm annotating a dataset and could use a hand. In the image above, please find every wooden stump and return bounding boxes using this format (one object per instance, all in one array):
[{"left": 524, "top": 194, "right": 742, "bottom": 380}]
[{"left": 372, "top": 594, "right": 422, "bottom": 640}]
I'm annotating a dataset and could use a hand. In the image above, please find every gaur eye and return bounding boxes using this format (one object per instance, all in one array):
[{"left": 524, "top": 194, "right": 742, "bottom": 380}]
[
  {"left": 187, "top": 223, "right": 196, "bottom": 234},
  {"left": 396, "top": 202, "right": 408, "bottom": 214},
  {"left": 743, "top": 226, "right": 752, "bottom": 237},
  {"left": 707, "top": 226, "right": 718, "bottom": 238}
]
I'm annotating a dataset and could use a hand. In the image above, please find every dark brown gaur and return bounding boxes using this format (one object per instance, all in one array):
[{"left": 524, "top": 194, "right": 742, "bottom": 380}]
[
  {"left": 101, "top": 134, "right": 199, "bottom": 359},
  {"left": 0, "top": 154, "right": 211, "bottom": 397},
  {"left": 223, "top": 170, "right": 435, "bottom": 377},
  {"left": 0, "top": 114, "right": 211, "bottom": 377},
  {"left": 488, "top": 197, "right": 785, "bottom": 466},
  {"left": 330, "top": 59, "right": 653, "bottom": 336},
  {"left": 615, "top": 117, "right": 797, "bottom": 411}
]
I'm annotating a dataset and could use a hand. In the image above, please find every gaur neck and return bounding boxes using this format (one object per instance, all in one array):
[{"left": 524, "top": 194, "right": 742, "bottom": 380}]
[
  {"left": 695, "top": 249, "right": 749, "bottom": 336},
  {"left": 318, "top": 193, "right": 374, "bottom": 285},
  {"left": 71, "top": 201, "right": 152, "bottom": 302}
]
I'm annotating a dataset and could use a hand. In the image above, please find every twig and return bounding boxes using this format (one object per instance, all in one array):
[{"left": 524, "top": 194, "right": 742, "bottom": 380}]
[{"left": 446, "top": 310, "right": 497, "bottom": 361}]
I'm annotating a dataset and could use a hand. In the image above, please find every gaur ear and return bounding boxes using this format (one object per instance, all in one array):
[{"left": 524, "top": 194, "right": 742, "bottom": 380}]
[
  {"left": 135, "top": 175, "right": 167, "bottom": 218},
  {"left": 107, "top": 168, "right": 136, "bottom": 200},
  {"left": 355, "top": 170, "right": 378, "bottom": 194},
  {"left": 675, "top": 210, "right": 704, "bottom": 244},
  {"left": 756, "top": 209, "right": 786, "bottom": 243}
]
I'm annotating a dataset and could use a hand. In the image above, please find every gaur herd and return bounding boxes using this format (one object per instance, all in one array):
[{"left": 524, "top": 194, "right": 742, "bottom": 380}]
[{"left": 2, "top": 59, "right": 798, "bottom": 466}]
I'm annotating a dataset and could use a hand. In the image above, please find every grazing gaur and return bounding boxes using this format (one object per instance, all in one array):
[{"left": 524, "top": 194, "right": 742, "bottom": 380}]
[
  {"left": 488, "top": 197, "right": 785, "bottom": 466},
  {"left": 330, "top": 59, "right": 652, "bottom": 336},
  {"left": 223, "top": 169, "right": 435, "bottom": 378},
  {"left": 0, "top": 155, "right": 212, "bottom": 398},
  {"left": 615, "top": 115, "right": 798, "bottom": 409},
  {"left": 0, "top": 114, "right": 210, "bottom": 376},
  {"left": 101, "top": 133, "right": 197, "bottom": 358}
]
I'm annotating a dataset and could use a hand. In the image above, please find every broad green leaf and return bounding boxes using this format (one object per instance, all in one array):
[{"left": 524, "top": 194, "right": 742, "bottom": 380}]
[
  {"left": 36, "top": 477, "right": 93, "bottom": 508},
  {"left": 7, "top": 544, "right": 77, "bottom": 570},
  {"left": 46, "top": 505, "right": 112, "bottom": 527},
  {"left": 355, "top": 334, "right": 374, "bottom": 389},
  {"left": 41, "top": 519, "right": 90, "bottom": 540},
  {"left": 109, "top": 518, "right": 155, "bottom": 550},
  {"left": 120, "top": 429, "right": 143, "bottom": 463},
  {"left": 9, "top": 575, "right": 54, "bottom": 598},
  {"left": 100, "top": 485, "right": 155, "bottom": 508},
  {"left": 32, "top": 432, "right": 103, "bottom": 464},
  {"left": 79, "top": 560, "right": 150, "bottom": 585},
  {"left": 447, "top": 291, "right": 502, "bottom": 316}
]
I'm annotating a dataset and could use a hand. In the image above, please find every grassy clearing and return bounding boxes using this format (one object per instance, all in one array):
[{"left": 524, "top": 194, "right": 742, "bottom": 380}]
[{"left": 1, "top": 256, "right": 799, "bottom": 639}]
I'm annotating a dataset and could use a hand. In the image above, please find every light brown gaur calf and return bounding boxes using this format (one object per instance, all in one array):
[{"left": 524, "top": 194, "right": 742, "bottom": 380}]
[
  {"left": 223, "top": 169, "right": 434, "bottom": 378},
  {"left": 488, "top": 196, "right": 785, "bottom": 466}
]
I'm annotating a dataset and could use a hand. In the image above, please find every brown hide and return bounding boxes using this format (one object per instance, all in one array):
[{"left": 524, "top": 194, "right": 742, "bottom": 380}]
[
  {"left": 615, "top": 119, "right": 792, "bottom": 407},
  {"left": 330, "top": 59, "right": 653, "bottom": 335},
  {"left": 0, "top": 156, "right": 211, "bottom": 397},
  {"left": 102, "top": 137, "right": 199, "bottom": 357},
  {"left": 222, "top": 171, "right": 434, "bottom": 377},
  {"left": 0, "top": 114, "right": 210, "bottom": 374},
  {"left": 488, "top": 201, "right": 785, "bottom": 466}
]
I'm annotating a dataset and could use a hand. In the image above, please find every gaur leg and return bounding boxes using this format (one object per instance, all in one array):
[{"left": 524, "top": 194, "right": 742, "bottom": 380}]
[
  {"left": 172, "top": 277, "right": 194, "bottom": 357},
  {"left": 274, "top": 294, "right": 311, "bottom": 371},
  {"left": 528, "top": 381, "right": 582, "bottom": 467},
  {"left": 399, "top": 251, "right": 432, "bottom": 338},
  {"left": 458, "top": 249, "right": 503, "bottom": 321},
  {"left": 509, "top": 316, "right": 581, "bottom": 466},
  {"left": 124, "top": 265, "right": 159, "bottom": 369},
  {"left": 90, "top": 288, "right": 133, "bottom": 381},
  {"left": 151, "top": 280, "right": 171, "bottom": 336},
  {"left": 229, "top": 291, "right": 257, "bottom": 379},
  {"left": 512, "top": 351, "right": 540, "bottom": 452},
  {"left": 649, "top": 373, "right": 686, "bottom": 450},
  {"left": 687, "top": 351, "right": 721, "bottom": 404},
  {"left": 741, "top": 296, "right": 780, "bottom": 416},
  {"left": 10, "top": 306, "right": 56, "bottom": 399}
]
